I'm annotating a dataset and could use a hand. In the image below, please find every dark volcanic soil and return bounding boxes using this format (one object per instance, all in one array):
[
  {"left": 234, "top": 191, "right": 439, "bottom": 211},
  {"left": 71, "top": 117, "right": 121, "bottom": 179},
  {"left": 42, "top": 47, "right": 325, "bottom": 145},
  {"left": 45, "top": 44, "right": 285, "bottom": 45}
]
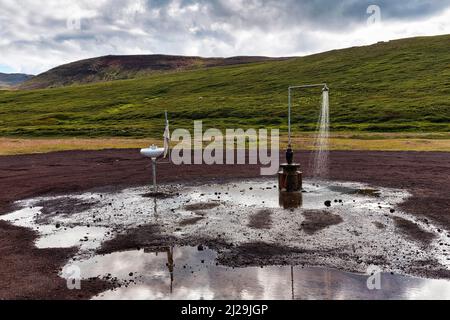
[
  {"left": 0, "top": 221, "right": 110, "bottom": 299},
  {"left": 301, "top": 210, "right": 343, "bottom": 235},
  {"left": 393, "top": 216, "right": 436, "bottom": 247},
  {"left": 248, "top": 209, "right": 273, "bottom": 229},
  {"left": 0, "top": 149, "right": 449, "bottom": 299},
  {"left": 35, "top": 197, "right": 99, "bottom": 224}
]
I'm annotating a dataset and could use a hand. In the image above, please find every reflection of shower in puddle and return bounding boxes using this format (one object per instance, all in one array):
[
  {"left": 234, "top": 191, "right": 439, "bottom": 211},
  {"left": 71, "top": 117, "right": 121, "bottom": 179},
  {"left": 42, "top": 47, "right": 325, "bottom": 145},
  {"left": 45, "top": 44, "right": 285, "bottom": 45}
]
[{"left": 64, "top": 246, "right": 450, "bottom": 300}]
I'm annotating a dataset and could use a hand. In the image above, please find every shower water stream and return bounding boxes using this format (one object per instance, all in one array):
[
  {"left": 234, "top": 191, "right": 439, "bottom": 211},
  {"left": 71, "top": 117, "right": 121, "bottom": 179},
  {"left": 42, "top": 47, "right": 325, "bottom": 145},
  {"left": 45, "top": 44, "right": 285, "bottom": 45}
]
[{"left": 312, "top": 88, "right": 330, "bottom": 178}]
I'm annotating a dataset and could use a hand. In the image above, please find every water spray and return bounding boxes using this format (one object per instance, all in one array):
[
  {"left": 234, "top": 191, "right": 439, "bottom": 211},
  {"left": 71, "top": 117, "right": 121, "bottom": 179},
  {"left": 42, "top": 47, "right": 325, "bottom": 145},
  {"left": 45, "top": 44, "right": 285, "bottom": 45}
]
[{"left": 288, "top": 83, "right": 329, "bottom": 148}]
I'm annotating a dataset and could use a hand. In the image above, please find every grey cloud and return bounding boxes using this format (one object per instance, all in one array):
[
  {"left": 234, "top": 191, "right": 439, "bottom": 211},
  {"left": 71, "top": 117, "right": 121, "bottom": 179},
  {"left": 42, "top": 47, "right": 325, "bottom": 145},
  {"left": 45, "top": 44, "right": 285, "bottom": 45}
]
[
  {"left": 1, "top": 0, "right": 450, "bottom": 74},
  {"left": 167, "top": 0, "right": 450, "bottom": 30}
]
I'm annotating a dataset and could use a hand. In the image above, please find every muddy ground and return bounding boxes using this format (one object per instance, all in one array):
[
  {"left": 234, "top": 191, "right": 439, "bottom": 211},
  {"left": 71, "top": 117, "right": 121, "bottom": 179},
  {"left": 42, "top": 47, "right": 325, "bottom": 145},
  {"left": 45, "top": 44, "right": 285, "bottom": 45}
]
[{"left": 0, "top": 150, "right": 449, "bottom": 299}]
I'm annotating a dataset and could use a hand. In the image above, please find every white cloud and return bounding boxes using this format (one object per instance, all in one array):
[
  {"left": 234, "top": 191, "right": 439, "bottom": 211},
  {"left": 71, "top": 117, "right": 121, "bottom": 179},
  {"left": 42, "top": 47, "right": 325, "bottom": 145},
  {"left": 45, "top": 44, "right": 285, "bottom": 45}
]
[{"left": 0, "top": 0, "right": 450, "bottom": 74}]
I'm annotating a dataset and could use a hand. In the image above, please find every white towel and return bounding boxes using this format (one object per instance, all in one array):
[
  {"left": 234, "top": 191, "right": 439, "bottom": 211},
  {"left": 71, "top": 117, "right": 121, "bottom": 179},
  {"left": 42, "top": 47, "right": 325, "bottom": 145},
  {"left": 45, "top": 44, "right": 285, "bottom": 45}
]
[{"left": 163, "top": 111, "right": 170, "bottom": 158}]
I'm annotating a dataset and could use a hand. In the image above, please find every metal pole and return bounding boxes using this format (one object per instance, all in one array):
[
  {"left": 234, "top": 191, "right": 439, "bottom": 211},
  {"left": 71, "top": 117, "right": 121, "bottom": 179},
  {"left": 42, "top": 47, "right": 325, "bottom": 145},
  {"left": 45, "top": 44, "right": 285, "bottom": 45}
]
[
  {"left": 291, "top": 265, "right": 295, "bottom": 300},
  {"left": 152, "top": 158, "right": 157, "bottom": 191},
  {"left": 289, "top": 83, "right": 327, "bottom": 89},
  {"left": 288, "top": 87, "right": 292, "bottom": 146}
]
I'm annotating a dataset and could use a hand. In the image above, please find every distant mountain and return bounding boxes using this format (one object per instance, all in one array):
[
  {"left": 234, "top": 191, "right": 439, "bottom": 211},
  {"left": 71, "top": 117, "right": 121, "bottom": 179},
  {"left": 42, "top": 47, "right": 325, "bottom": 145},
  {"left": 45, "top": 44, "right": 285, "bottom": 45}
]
[
  {"left": 0, "top": 73, "right": 34, "bottom": 88},
  {"left": 19, "top": 55, "right": 288, "bottom": 90}
]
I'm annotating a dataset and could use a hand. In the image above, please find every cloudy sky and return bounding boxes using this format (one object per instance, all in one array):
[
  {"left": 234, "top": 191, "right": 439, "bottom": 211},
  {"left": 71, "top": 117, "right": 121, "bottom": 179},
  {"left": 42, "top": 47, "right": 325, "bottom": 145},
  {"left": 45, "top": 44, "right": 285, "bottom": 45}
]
[{"left": 1, "top": 0, "right": 450, "bottom": 75}]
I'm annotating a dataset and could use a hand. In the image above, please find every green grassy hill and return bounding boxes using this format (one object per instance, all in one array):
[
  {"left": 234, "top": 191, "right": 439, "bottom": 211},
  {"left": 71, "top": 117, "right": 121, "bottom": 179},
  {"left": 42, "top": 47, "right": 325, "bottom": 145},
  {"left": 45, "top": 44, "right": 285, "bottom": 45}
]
[{"left": 1, "top": 34, "right": 449, "bottom": 137}]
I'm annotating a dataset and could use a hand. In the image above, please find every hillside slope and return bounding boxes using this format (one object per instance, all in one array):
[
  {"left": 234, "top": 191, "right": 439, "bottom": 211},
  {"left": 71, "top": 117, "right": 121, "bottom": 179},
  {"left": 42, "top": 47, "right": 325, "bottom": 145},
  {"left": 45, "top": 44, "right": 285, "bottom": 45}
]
[
  {"left": 1, "top": 34, "right": 449, "bottom": 137},
  {"left": 0, "top": 73, "right": 34, "bottom": 88},
  {"left": 19, "top": 55, "right": 286, "bottom": 90}
]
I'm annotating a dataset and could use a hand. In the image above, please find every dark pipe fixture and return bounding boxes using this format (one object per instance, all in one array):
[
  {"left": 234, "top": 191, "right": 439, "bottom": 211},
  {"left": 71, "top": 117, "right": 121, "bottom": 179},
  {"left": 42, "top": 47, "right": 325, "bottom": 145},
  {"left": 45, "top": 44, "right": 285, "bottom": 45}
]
[{"left": 286, "top": 145, "right": 294, "bottom": 165}]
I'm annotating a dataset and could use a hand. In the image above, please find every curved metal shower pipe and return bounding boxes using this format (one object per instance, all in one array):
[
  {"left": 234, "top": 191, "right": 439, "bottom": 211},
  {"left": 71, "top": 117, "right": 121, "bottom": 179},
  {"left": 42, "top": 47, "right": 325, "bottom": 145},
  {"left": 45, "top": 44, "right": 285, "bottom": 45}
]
[{"left": 288, "top": 83, "right": 329, "bottom": 146}]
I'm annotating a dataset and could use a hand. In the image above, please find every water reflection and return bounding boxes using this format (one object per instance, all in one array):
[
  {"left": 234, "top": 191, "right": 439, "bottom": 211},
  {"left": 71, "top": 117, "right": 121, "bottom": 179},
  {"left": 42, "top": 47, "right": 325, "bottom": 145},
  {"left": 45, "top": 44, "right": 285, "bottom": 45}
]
[
  {"left": 68, "top": 246, "right": 450, "bottom": 300},
  {"left": 144, "top": 246, "right": 174, "bottom": 293},
  {"left": 279, "top": 191, "right": 303, "bottom": 209}
]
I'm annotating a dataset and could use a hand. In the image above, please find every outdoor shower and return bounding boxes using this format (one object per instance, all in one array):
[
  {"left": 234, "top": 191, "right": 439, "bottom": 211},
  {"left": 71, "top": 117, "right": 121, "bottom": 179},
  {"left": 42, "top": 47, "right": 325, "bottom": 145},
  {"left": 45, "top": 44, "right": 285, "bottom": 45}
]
[{"left": 279, "top": 84, "right": 329, "bottom": 208}]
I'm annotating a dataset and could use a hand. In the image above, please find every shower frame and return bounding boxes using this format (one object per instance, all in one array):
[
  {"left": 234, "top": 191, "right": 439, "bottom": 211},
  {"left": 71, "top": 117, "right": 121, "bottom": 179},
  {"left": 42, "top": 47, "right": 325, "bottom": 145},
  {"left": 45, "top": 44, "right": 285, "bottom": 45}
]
[{"left": 288, "top": 84, "right": 329, "bottom": 146}]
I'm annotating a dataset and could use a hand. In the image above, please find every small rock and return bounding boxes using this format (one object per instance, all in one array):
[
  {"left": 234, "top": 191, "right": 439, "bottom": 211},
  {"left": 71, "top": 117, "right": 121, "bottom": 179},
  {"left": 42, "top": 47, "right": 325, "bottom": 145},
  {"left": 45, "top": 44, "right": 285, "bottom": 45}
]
[{"left": 324, "top": 201, "right": 332, "bottom": 207}]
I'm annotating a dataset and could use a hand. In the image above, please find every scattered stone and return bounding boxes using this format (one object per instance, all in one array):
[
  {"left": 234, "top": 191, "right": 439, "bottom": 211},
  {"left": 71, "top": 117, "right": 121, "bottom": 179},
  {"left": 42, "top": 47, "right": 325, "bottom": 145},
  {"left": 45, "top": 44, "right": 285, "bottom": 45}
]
[{"left": 324, "top": 201, "right": 332, "bottom": 207}]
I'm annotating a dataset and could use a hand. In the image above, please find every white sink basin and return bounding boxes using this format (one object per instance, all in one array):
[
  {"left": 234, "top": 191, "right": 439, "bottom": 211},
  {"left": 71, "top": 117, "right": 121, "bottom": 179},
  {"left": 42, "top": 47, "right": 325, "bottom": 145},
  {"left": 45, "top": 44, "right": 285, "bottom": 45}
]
[{"left": 140, "top": 146, "right": 165, "bottom": 159}]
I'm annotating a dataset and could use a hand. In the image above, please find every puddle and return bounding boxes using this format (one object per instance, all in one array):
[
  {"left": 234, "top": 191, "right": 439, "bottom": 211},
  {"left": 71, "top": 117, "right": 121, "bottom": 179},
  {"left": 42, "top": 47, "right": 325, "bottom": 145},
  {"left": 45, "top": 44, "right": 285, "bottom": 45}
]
[
  {"left": 2, "top": 178, "right": 450, "bottom": 299},
  {"left": 64, "top": 246, "right": 450, "bottom": 300},
  {"left": 1, "top": 206, "right": 110, "bottom": 250}
]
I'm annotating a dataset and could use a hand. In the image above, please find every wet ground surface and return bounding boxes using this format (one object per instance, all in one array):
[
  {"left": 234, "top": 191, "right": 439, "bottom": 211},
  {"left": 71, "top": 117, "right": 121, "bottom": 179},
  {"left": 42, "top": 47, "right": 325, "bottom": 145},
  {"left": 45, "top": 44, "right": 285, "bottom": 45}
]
[
  {"left": 1, "top": 150, "right": 449, "bottom": 299},
  {"left": 2, "top": 178, "right": 450, "bottom": 300}
]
